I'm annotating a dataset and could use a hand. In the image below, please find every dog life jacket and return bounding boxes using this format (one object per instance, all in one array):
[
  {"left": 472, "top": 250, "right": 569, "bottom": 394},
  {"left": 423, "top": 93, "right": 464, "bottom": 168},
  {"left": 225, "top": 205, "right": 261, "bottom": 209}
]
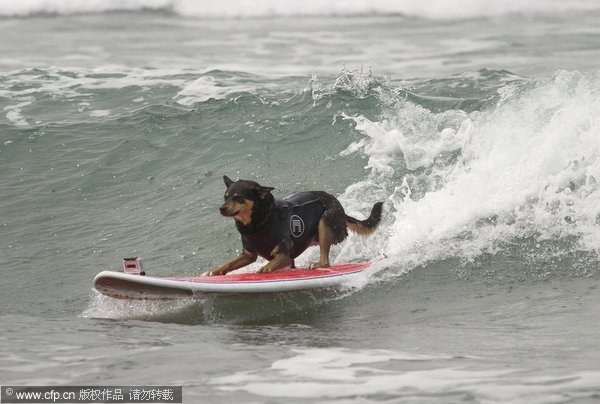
[{"left": 241, "top": 192, "right": 325, "bottom": 260}]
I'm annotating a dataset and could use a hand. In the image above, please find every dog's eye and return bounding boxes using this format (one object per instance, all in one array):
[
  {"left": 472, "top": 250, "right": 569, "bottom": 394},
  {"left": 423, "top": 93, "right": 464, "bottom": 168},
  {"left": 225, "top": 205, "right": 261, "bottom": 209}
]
[{"left": 233, "top": 195, "right": 246, "bottom": 203}]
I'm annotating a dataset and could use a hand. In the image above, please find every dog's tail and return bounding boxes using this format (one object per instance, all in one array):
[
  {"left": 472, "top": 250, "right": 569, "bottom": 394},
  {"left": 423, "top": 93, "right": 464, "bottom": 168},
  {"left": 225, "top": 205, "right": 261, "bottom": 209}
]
[{"left": 345, "top": 202, "right": 384, "bottom": 236}]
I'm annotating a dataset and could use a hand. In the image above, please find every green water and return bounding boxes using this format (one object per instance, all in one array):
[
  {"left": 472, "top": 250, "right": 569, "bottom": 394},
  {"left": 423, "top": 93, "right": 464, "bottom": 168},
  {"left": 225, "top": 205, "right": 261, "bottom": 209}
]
[{"left": 2, "top": 7, "right": 600, "bottom": 403}]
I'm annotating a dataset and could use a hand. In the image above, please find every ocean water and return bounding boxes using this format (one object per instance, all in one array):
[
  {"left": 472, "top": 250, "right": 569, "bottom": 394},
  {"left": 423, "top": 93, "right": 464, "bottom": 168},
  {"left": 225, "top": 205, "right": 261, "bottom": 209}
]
[{"left": 2, "top": 1, "right": 600, "bottom": 402}]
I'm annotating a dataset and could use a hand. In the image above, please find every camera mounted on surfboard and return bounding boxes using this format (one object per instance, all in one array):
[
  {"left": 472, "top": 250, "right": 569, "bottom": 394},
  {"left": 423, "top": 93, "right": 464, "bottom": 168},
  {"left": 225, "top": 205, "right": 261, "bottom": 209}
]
[{"left": 122, "top": 257, "right": 145, "bottom": 276}]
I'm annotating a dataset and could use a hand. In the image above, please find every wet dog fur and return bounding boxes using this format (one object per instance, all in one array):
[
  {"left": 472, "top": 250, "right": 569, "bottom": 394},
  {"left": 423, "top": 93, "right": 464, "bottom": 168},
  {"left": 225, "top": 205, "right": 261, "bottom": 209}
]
[{"left": 204, "top": 176, "right": 383, "bottom": 276}]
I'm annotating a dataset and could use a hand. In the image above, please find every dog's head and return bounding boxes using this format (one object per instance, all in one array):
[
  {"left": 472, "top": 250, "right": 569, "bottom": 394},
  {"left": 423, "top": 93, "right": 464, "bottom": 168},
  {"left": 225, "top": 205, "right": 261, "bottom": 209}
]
[{"left": 220, "top": 175, "right": 274, "bottom": 225}]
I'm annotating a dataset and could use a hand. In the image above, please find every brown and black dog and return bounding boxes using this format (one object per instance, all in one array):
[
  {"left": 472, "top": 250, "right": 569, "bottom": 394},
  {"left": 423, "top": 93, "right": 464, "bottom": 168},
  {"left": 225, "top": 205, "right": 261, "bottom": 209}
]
[{"left": 203, "top": 176, "right": 383, "bottom": 276}]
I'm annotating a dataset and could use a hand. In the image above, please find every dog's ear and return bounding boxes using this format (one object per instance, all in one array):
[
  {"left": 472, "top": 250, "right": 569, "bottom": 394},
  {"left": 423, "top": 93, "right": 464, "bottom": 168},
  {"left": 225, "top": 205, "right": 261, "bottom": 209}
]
[
  {"left": 256, "top": 185, "right": 275, "bottom": 199},
  {"left": 223, "top": 175, "right": 234, "bottom": 188}
]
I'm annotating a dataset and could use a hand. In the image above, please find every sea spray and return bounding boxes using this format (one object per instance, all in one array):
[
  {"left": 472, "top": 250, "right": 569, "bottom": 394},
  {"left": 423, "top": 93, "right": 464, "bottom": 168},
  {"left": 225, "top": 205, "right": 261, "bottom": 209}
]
[{"left": 336, "top": 70, "right": 600, "bottom": 272}]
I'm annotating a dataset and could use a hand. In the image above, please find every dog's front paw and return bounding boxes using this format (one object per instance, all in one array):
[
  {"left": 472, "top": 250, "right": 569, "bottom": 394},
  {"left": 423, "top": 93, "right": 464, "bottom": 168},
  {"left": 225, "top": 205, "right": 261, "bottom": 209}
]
[
  {"left": 202, "top": 269, "right": 225, "bottom": 277},
  {"left": 257, "top": 265, "right": 273, "bottom": 274},
  {"left": 309, "top": 261, "right": 330, "bottom": 269}
]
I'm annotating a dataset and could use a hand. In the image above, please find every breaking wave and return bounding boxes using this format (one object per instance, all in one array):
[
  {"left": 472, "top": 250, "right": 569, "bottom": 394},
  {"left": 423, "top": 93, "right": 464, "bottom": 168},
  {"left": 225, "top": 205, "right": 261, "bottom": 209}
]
[
  {"left": 334, "top": 69, "right": 600, "bottom": 274},
  {"left": 3, "top": 0, "right": 600, "bottom": 20}
]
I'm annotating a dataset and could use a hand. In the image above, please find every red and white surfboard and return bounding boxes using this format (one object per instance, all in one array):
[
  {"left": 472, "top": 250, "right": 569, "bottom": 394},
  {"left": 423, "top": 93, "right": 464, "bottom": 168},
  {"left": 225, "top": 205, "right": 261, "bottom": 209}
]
[{"left": 94, "top": 262, "right": 371, "bottom": 300}]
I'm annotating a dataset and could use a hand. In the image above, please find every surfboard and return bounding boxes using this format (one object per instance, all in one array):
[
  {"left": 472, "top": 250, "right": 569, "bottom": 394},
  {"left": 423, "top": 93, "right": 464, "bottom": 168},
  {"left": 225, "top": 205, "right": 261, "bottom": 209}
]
[{"left": 93, "top": 262, "right": 371, "bottom": 300}]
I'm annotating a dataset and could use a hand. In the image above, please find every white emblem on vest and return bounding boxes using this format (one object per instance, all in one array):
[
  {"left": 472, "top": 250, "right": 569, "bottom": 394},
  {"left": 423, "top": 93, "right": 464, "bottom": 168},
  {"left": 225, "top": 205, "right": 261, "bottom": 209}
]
[{"left": 290, "top": 215, "right": 305, "bottom": 237}]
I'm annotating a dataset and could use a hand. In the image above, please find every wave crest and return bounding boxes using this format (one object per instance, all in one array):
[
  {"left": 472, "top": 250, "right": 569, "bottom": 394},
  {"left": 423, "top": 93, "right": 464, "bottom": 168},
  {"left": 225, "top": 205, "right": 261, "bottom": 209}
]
[
  {"left": 336, "top": 70, "right": 600, "bottom": 271},
  {"left": 3, "top": 0, "right": 600, "bottom": 20}
]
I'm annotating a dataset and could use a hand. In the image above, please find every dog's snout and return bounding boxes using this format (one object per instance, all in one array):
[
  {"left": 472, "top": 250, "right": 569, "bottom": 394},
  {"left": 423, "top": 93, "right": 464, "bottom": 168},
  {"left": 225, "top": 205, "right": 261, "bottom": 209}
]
[{"left": 219, "top": 204, "right": 227, "bottom": 213}]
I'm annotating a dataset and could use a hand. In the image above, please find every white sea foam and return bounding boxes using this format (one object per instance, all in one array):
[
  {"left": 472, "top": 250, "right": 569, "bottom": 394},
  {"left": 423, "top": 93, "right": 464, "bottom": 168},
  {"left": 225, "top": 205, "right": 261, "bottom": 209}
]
[
  {"left": 2, "top": 0, "right": 599, "bottom": 20},
  {"left": 0, "top": 67, "right": 184, "bottom": 101},
  {"left": 0, "top": 0, "right": 171, "bottom": 17},
  {"left": 89, "top": 109, "right": 110, "bottom": 118},
  {"left": 0, "top": 67, "right": 258, "bottom": 126},
  {"left": 3, "top": 101, "right": 32, "bottom": 126},
  {"left": 82, "top": 291, "right": 196, "bottom": 320},
  {"left": 337, "top": 70, "right": 600, "bottom": 269},
  {"left": 210, "top": 347, "right": 600, "bottom": 402},
  {"left": 174, "top": 76, "right": 255, "bottom": 106}
]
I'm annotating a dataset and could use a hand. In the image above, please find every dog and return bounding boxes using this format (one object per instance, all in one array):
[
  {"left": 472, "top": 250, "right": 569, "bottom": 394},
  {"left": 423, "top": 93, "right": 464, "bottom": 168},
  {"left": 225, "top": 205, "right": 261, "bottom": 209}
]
[{"left": 203, "top": 176, "right": 383, "bottom": 276}]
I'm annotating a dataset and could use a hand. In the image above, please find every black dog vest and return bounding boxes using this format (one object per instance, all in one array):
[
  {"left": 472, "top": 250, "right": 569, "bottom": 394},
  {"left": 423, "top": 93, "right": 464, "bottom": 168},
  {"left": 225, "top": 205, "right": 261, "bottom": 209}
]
[{"left": 241, "top": 192, "right": 325, "bottom": 260}]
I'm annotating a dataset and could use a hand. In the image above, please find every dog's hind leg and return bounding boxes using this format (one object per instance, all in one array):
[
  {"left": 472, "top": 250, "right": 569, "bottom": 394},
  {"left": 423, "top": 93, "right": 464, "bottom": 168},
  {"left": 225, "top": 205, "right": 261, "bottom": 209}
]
[{"left": 310, "top": 218, "right": 333, "bottom": 269}]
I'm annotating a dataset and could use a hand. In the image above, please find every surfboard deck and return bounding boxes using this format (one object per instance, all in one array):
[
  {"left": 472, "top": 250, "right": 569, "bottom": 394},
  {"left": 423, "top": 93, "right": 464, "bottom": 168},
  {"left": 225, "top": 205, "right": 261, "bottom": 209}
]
[{"left": 94, "top": 262, "right": 370, "bottom": 300}]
